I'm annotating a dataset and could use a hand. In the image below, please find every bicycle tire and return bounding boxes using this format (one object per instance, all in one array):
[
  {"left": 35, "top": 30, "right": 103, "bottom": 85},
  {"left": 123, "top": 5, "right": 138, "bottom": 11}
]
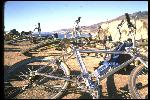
[
  {"left": 4, "top": 57, "right": 70, "bottom": 99},
  {"left": 21, "top": 39, "right": 60, "bottom": 56},
  {"left": 128, "top": 64, "right": 148, "bottom": 99}
]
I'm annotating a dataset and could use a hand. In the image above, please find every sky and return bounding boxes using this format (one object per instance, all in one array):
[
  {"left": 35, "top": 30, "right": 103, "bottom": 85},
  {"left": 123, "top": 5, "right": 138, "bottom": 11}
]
[{"left": 4, "top": 1, "right": 148, "bottom": 32}]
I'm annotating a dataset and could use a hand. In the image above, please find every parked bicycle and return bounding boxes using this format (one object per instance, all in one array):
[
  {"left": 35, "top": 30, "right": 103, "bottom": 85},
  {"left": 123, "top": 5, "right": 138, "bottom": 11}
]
[{"left": 4, "top": 14, "right": 148, "bottom": 99}]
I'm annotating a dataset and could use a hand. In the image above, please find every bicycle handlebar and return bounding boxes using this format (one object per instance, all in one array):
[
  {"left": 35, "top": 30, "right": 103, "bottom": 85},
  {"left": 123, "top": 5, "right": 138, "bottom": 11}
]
[
  {"left": 75, "top": 17, "right": 81, "bottom": 24},
  {"left": 72, "top": 17, "right": 82, "bottom": 39},
  {"left": 125, "top": 13, "right": 131, "bottom": 25},
  {"left": 125, "top": 13, "right": 136, "bottom": 29},
  {"left": 117, "top": 13, "right": 136, "bottom": 30},
  {"left": 117, "top": 20, "right": 124, "bottom": 28}
]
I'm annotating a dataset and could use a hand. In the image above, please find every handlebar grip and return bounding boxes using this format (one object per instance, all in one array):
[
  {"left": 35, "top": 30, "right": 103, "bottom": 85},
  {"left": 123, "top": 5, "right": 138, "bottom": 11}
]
[
  {"left": 78, "top": 17, "right": 81, "bottom": 22},
  {"left": 75, "top": 17, "right": 81, "bottom": 24},
  {"left": 125, "top": 13, "right": 136, "bottom": 29},
  {"left": 125, "top": 13, "right": 131, "bottom": 24}
]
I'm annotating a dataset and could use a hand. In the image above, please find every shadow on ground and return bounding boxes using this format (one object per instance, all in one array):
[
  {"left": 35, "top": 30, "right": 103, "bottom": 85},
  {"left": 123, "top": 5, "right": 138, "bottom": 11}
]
[
  {"left": 61, "top": 68, "right": 134, "bottom": 99},
  {"left": 4, "top": 47, "right": 21, "bottom": 52}
]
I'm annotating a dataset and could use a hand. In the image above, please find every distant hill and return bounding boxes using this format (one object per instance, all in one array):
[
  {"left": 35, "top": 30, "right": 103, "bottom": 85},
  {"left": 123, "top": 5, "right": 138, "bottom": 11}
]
[
  {"left": 55, "top": 11, "right": 148, "bottom": 33},
  {"left": 81, "top": 11, "right": 148, "bottom": 33},
  {"left": 109, "top": 11, "right": 148, "bottom": 21},
  {"left": 55, "top": 11, "right": 148, "bottom": 41}
]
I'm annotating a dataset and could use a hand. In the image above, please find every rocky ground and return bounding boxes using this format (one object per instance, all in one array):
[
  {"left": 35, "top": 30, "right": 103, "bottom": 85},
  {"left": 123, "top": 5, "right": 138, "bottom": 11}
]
[{"left": 4, "top": 40, "right": 147, "bottom": 99}]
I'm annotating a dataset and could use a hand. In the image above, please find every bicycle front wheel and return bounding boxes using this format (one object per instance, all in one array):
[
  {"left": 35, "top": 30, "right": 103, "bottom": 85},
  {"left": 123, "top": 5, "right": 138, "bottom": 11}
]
[
  {"left": 4, "top": 57, "right": 70, "bottom": 99},
  {"left": 128, "top": 64, "right": 148, "bottom": 99}
]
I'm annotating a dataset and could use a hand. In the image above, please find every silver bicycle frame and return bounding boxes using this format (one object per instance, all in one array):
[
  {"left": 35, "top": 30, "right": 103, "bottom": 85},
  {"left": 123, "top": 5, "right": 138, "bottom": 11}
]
[
  {"left": 72, "top": 46, "right": 148, "bottom": 87},
  {"left": 38, "top": 16, "right": 148, "bottom": 90},
  {"left": 35, "top": 46, "right": 147, "bottom": 87}
]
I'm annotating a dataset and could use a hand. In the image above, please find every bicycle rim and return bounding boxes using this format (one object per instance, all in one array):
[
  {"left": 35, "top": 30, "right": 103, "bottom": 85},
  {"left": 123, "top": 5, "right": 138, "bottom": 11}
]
[
  {"left": 4, "top": 57, "right": 70, "bottom": 99},
  {"left": 129, "top": 64, "right": 148, "bottom": 99}
]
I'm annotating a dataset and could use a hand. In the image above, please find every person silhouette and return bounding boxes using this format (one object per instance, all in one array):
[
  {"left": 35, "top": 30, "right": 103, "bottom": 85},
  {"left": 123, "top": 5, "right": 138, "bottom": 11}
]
[{"left": 54, "top": 33, "right": 58, "bottom": 38}]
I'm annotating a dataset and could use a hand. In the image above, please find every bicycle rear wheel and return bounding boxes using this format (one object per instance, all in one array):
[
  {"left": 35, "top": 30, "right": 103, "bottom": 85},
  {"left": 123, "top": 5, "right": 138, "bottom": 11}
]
[
  {"left": 4, "top": 57, "right": 70, "bottom": 99},
  {"left": 128, "top": 64, "right": 148, "bottom": 99}
]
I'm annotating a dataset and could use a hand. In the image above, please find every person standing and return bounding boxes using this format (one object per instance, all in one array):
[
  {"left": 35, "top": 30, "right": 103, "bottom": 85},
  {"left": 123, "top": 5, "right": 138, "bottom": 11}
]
[
  {"left": 88, "top": 33, "right": 92, "bottom": 41},
  {"left": 97, "top": 25, "right": 102, "bottom": 41},
  {"left": 54, "top": 33, "right": 58, "bottom": 38}
]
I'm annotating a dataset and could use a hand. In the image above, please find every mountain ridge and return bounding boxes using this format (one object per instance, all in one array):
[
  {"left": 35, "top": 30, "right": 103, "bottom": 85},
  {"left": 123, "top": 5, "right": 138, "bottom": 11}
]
[{"left": 55, "top": 11, "right": 148, "bottom": 33}]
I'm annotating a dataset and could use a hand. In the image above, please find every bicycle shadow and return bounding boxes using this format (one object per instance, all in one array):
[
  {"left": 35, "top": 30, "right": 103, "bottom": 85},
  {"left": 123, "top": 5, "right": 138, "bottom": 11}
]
[
  {"left": 4, "top": 65, "right": 10, "bottom": 74},
  {"left": 98, "top": 65, "right": 135, "bottom": 99},
  {"left": 22, "top": 51, "right": 62, "bottom": 57},
  {"left": 4, "top": 47, "right": 21, "bottom": 52},
  {"left": 102, "top": 74, "right": 131, "bottom": 99},
  {"left": 62, "top": 66, "right": 135, "bottom": 99}
]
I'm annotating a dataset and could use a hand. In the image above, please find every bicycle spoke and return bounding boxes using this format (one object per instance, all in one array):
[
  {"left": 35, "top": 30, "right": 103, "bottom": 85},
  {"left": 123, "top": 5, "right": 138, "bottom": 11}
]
[
  {"left": 31, "top": 65, "right": 34, "bottom": 71},
  {"left": 28, "top": 68, "right": 32, "bottom": 72},
  {"left": 17, "top": 75, "right": 26, "bottom": 80},
  {"left": 6, "top": 87, "right": 25, "bottom": 99},
  {"left": 20, "top": 72, "right": 26, "bottom": 76},
  {"left": 138, "top": 84, "right": 148, "bottom": 90}
]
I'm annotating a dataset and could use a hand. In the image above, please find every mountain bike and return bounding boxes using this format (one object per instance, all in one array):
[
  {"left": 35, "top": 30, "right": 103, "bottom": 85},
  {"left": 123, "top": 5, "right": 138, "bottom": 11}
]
[{"left": 4, "top": 14, "right": 148, "bottom": 99}]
